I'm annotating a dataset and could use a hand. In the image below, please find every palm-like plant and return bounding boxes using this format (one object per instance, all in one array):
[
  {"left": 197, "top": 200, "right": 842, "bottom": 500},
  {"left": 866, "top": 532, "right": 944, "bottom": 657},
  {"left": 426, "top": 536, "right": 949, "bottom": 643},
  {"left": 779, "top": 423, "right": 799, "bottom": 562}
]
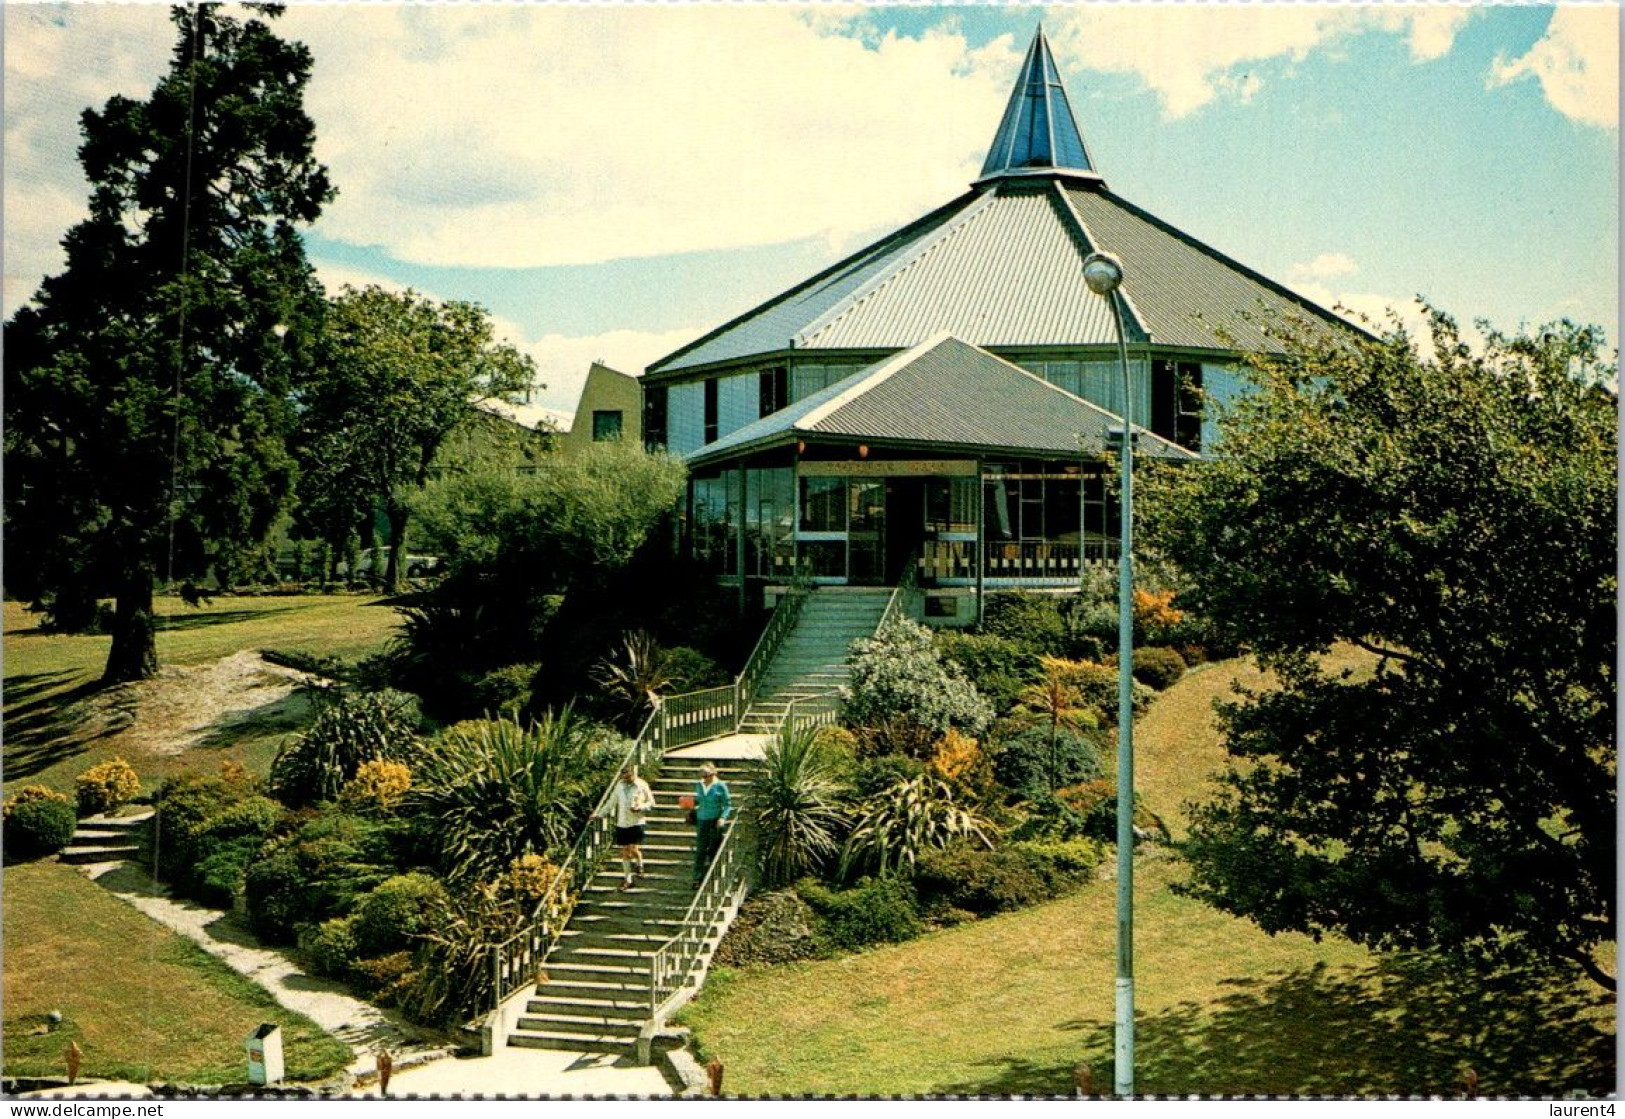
[
  {"left": 746, "top": 724, "right": 849, "bottom": 887},
  {"left": 1013, "top": 656, "right": 1099, "bottom": 790},
  {"left": 591, "top": 631, "right": 682, "bottom": 728},
  {"left": 407, "top": 707, "right": 611, "bottom": 884},
  {"left": 840, "top": 773, "right": 992, "bottom": 878}
]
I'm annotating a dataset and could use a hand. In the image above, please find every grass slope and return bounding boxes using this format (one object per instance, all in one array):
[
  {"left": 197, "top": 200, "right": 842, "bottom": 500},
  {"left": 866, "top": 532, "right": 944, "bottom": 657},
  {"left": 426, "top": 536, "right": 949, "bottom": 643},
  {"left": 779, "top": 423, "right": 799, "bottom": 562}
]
[
  {"left": 3, "top": 595, "right": 400, "bottom": 792},
  {"left": 677, "top": 653, "right": 1615, "bottom": 1097},
  {"left": 2, "top": 861, "right": 351, "bottom": 1085}
]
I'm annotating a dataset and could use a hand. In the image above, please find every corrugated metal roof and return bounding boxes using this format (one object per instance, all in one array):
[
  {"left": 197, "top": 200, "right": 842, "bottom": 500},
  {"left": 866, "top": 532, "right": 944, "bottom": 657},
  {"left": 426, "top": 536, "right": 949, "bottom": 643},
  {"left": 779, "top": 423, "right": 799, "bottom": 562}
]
[
  {"left": 647, "top": 194, "right": 979, "bottom": 376},
  {"left": 687, "top": 335, "right": 1195, "bottom": 468},
  {"left": 801, "top": 186, "right": 1122, "bottom": 351},
  {"left": 1064, "top": 187, "right": 1358, "bottom": 351}
]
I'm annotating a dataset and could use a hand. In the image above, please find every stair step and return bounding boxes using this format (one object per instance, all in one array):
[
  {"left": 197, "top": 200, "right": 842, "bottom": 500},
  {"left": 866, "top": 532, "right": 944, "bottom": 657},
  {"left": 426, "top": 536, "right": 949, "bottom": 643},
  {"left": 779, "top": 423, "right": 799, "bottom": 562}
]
[
  {"left": 529, "top": 978, "right": 650, "bottom": 1002},
  {"left": 59, "top": 845, "right": 142, "bottom": 864},
  {"left": 507, "top": 1030, "right": 630, "bottom": 1055},
  {"left": 520, "top": 1006, "right": 646, "bottom": 1032},
  {"left": 525, "top": 995, "right": 648, "bottom": 1019}
]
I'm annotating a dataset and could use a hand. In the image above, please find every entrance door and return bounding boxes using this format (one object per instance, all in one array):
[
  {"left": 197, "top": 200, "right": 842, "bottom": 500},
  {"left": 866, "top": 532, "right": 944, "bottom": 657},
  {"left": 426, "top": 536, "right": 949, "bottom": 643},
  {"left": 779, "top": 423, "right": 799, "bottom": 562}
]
[
  {"left": 884, "top": 478, "right": 925, "bottom": 585},
  {"left": 847, "top": 480, "right": 886, "bottom": 585}
]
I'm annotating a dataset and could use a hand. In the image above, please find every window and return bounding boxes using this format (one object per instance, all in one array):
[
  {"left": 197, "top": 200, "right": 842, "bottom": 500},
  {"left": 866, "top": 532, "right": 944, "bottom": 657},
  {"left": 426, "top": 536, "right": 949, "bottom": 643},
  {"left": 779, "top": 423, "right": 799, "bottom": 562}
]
[
  {"left": 703, "top": 378, "right": 719, "bottom": 444},
  {"left": 643, "top": 386, "right": 667, "bottom": 451},
  {"left": 591, "top": 410, "right": 623, "bottom": 442},
  {"left": 799, "top": 477, "right": 846, "bottom": 533},
  {"left": 758, "top": 367, "right": 789, "bottom": 418}
]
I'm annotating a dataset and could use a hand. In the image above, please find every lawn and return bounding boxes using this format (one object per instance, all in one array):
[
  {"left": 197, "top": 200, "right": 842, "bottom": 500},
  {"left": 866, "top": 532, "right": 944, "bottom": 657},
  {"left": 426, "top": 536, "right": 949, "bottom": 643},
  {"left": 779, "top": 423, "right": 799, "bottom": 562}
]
[
  {"left": 676, "top": 652, "right": 1616, "bottom": 1097},
  {"left": 2, "top": 860, "right": 352, "bottom": 1085},
  {"left": 3, "top": 594, "right": 401, "bottom": 794}
]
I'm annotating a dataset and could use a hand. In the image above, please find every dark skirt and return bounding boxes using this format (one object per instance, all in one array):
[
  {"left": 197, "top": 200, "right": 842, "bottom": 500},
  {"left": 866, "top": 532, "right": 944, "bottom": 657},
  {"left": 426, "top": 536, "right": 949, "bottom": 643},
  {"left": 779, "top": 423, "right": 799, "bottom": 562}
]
[{"left": 614, "top": 824, "right": 647, "bottom": 846}]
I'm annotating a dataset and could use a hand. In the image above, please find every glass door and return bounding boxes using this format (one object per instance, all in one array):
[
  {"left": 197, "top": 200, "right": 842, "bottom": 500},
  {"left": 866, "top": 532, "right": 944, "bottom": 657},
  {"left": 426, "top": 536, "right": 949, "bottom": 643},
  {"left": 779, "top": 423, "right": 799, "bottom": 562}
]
[{"left": 847, "top": 480, "right": 886, "bottom": 585}]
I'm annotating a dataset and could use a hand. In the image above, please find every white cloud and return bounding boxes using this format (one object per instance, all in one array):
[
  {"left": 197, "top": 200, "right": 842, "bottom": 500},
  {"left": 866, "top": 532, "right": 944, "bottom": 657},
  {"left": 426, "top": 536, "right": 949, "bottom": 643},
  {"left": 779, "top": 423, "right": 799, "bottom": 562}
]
[
  {"left": 1047, "top": 6, "right": 1473, "bottom": 119},
  {"left": 1489, "top": 6, "right": 1619, "bottom": 130},
  {"left": 1291, "top": 252, "right": 1359, "bottom": 281},
  {"left": 276, "top": 6, "right": 1019, "bottom": 269},
  {"left": 2, "top": 4, "right": 175, "bottom": 315}
]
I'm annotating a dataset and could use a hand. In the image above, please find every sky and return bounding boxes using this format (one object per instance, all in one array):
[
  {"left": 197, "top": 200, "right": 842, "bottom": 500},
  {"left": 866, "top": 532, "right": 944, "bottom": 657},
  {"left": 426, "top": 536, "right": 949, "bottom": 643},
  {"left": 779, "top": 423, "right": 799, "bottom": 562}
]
[{"left": 5, "top": 2, "right": 1619, "bottom": 417}]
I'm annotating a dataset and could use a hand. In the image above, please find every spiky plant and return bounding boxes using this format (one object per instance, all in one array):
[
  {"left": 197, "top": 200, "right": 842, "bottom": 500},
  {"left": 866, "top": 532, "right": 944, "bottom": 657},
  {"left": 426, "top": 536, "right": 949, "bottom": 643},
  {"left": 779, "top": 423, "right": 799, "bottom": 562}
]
[
  {"left": 591, "top": 630, "right": 682, "bottom": 729},
  {"left": 746, "top": 724, "right": 849, "bottom": 887},
  {"left": 839, "top": 773, "right": 992, "bottom": 878},
  {"left": 407, "top": 707, "right": 614, "bottom": 885}
]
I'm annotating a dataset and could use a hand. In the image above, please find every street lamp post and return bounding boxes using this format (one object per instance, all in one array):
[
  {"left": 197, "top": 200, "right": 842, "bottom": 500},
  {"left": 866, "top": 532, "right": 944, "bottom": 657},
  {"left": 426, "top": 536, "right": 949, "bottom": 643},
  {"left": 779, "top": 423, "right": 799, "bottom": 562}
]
[{"left": 1082, "top": 250, "right": 1135, "bottom": 1098}]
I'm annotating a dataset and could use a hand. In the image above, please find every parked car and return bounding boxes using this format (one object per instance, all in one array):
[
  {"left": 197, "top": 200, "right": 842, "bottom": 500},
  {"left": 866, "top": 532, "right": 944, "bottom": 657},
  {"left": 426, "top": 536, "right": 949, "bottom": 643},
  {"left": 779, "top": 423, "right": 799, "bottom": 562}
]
[{"left": 336, "top": 553, "right": 442, "bottom": 579}]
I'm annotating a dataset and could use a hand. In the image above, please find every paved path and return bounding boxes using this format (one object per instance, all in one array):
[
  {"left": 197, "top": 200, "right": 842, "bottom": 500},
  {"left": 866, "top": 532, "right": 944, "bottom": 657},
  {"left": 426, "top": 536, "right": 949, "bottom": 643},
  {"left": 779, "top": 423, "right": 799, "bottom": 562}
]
[
  {"left": 79, "top": 859, "right": 677, "bottom": 1096},
  {"left": 85, "top": 859, "right": 430, "bottom": 1078}
]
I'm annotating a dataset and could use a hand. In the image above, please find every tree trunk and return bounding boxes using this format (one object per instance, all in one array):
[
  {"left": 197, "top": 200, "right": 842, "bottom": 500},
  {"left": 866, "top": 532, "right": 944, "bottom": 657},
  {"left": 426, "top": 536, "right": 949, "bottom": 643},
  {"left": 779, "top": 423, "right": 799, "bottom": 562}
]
[
  {"left": 384, "top": 499, "right": 407, "bottom": 594},
  {"left": 102, "top": 571, "right": 158, "bottom": 684}
]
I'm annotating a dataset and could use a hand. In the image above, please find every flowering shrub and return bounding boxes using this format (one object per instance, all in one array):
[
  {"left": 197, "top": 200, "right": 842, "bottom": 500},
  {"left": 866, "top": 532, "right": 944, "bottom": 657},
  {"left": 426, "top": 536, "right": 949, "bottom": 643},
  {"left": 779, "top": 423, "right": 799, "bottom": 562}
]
[
  {"left": 75, "top": 757, "right": 141, "bottom": 816},
  {"left": 338, "top": 759, "right": 412, "bottom": 814},
  {"left": 845, "top": 619, "right": 994, "bottom": 754}
]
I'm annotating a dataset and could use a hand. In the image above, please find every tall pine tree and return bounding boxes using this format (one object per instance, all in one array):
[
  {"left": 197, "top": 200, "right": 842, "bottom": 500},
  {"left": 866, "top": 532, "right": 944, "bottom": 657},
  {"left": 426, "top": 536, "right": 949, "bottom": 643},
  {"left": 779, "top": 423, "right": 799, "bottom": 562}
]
[{"left": 4, "top": 4, "right": 332, "bottom": 682}]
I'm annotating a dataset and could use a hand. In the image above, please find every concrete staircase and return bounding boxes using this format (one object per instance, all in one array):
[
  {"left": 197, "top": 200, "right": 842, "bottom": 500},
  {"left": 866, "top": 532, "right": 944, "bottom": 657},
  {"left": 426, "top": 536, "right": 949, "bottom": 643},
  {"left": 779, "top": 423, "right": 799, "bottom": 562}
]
[
  {"left": 507, "top": 755, "right": 757, "bottom": 1056},
  {"left": 60, "top": 810, "right": 151, "bottom": 865},
  {"left": 737, "top": 589, "right": 892, "bottom": 734}
]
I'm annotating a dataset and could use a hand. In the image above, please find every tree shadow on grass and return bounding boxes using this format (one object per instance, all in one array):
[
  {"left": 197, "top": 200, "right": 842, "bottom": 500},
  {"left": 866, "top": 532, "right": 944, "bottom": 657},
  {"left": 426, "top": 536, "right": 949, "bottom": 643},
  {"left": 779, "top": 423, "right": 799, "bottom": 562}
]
[
  {"left": 939, "top": 952, "right": 1614, "bottom": 1098},
  {"left": 151, "top": 606, "right": 286, "bottom": 632},
  {"left": 2, "top": 676, "right": 119, "bottom": 780}
]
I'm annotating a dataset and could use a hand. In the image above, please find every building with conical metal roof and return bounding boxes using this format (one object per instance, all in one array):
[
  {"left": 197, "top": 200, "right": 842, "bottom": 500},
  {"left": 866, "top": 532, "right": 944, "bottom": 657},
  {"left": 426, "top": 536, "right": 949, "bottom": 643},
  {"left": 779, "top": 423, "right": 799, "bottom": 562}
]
[{"left": 646, "top": 26, "right": 1362, "bottom": 610}]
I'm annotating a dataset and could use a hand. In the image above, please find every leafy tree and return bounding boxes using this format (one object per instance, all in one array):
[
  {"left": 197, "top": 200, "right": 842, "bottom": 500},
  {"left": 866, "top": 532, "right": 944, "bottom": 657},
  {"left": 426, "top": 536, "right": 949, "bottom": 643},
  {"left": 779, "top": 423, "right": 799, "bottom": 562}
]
[
  {"left": 295, "top": 285, "right": 536, "bottom": 591},
  {"left": 1141, "top": 308, "right": 1617, "bottom": 989},
  {"left": 4, "top": 4, "right": 332, "bottom": 681}
]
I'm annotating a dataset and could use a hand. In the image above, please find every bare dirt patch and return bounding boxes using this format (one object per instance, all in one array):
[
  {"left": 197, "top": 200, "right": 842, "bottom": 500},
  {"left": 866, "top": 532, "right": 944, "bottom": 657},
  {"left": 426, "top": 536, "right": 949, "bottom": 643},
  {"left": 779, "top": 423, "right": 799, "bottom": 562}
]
[{"left": 65, "top": 651, "right": 321, "bottom": 760}]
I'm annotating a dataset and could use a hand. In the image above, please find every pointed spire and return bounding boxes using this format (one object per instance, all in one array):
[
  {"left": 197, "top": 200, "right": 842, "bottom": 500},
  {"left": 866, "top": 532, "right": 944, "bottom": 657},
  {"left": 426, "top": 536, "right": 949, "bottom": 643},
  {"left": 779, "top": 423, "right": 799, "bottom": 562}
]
[{"left": 977, "top": 25, "right": 1101, "bottom": 187}]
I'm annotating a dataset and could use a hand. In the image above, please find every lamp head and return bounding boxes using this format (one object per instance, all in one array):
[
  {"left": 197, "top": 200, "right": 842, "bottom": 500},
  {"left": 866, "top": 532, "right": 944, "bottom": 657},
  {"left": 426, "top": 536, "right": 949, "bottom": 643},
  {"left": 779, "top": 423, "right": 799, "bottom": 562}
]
[{"left": 1082, "top": 251, "right": 1125, "bottom": 297}]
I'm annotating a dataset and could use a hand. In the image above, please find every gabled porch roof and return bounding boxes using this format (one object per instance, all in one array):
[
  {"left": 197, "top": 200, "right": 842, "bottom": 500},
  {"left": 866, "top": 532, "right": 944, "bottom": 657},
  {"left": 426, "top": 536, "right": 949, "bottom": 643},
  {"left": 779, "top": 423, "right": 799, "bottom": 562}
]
[{"left": 685, "top": 334, "right": 1198, "bottom": 470}]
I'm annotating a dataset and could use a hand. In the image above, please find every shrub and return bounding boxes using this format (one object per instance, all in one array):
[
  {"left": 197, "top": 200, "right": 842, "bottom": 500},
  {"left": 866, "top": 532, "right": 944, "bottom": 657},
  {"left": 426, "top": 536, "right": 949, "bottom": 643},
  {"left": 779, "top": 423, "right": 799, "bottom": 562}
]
[
  {"left": 980, "top": 592, "right": 1070, "bottom": 656},
  {"left": 746, "top": 725, "right": 849, "bottom": 887},
  {"left": 1008, "top": 836, "right": 1109, "bottom": 882},
  {"left": 663, "top": 646, "right": 730, "bottom": 691},
  {"left": 850, "top": 753, "right": 926, "bottom": 800},
  {"left": 845, "top": 619, "right": 994, "bottom": 752},
  {"left": 338, "top": 760, "right": 413, "bottom": 814},
  {"left": 4, "top": 785, "right": 70, "bottom": 813},
  {"left": 934, "top": 631, "right": 1038, "bottom": 713},
  {"left": 927, "top": 729, "right": 991, "bottom": 791},
  {"left": 1004, "top": 789, "right": 1094, "bottom": 842},
  {"left": 499, "top": 853, "right": 565, "bottom": 911},
  {"left": 408, "top": 708, "right": 617, "bottom": 885},
  {"left": 914, "top": 843, "right": 1050, "bottom": 917},
  {"left": 396, "top": 880, "right": 529, "bottom": 1026},
  {"left": 797, "top": 876, "right": 922, "bottom": 951},
  {"left": 471, "top": 663, "right": 539, "bottom": 718},
  {"left": 1133, "top": 646, "right": 1187, "bottom": 691},
  {"left": 5, "top": 793, "right": 76, "bottom": 859},
  {"left": 300, "top": 915, "right": 360, "bottom": 981},
  {"left": 75, "top": 758, "right": 141, "bottom": 816},
  {"left": 353, "top": 873, "right": 448, "bottom": 957},
  {"left": 244, "top": 814, "right": 401, "bottom": 943},
  {"left": 269, "top": 690, "right": 420, "bottom": 808},
  {"left": 840, "top": 774, "right": 992, "bottom": 877},
  {"left": 992, "top": 726, "right": 1108, "bottom": 796},
  {"left": 714, "top": 888, "right": 828, "bottom": 967},
  {"left": 147, "top": 770, "right": 265, "bottom": 891},
  {"left": 1068, "top": 660, "right": 1154, "bottom": 719}
]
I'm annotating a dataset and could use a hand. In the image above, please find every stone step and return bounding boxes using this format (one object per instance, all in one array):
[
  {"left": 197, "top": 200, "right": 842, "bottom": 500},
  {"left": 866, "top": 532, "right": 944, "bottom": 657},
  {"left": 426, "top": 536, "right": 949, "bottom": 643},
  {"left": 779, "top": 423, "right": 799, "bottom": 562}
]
[
  {"left": 516, "top": 1012, "right": 644, "bottom": 1039},
  {"left": 529, "top": 976, "right": 651, "bottom": 1003},
  {"left": 507, "top": 1029, "right": 630, "bottom": 1055},
  {"left": 557, "top": 929, "right": 674, "bottom": 951},
  {"left": 525, "top": 995, "right": 649, "bottom": 1020},
  {"left": 59, "top": 844, "right": 141, "bottom": 865}
]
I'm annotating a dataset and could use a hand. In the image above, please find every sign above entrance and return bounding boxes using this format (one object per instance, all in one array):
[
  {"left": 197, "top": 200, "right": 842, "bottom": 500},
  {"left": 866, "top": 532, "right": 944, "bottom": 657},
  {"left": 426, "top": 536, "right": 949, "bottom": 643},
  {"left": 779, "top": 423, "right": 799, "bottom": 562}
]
[{"left": 801, "top": 459, "right": 977, "bottom": 478}]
